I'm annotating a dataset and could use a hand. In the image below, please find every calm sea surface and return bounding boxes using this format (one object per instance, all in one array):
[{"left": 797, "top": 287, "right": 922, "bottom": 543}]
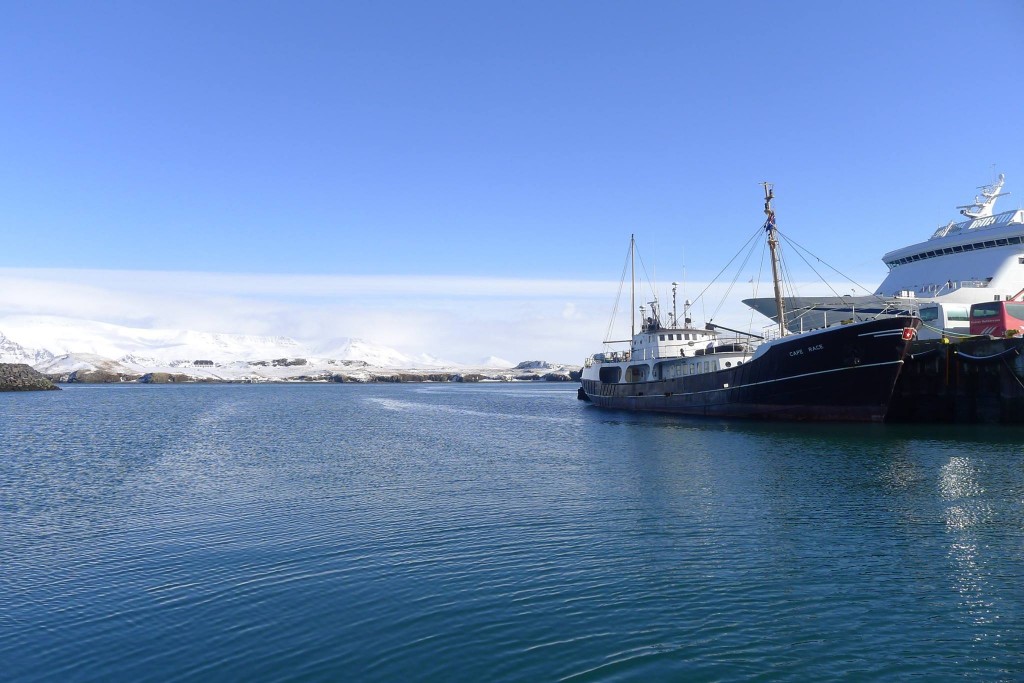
[{"left": 2, "top": 383, "right": 1024, "bottom": 681}]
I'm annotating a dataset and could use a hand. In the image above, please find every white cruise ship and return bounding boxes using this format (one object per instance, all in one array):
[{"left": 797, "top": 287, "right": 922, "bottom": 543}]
[{"left": 743, "top": 174, "right": 1024, "bottom": 337}]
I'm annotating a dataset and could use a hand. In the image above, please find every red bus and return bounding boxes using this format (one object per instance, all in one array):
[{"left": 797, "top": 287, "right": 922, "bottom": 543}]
[{"left": 969, "top": 301, "right": 1024, "bottom": 336}]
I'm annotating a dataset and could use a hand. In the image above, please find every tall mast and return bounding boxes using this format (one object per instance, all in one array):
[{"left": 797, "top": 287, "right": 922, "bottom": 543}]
[
  {"left": 671, "top": 281, "right": 678, "bottom": 327},
  {"left": 763, "top": 183, "right": 787, "bottom": 337},
  {"left": 630, "top": 234, "right": 636, "bottom": 337}
]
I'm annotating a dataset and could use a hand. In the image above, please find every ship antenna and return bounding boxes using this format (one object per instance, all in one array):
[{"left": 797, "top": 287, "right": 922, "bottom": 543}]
[{"left": 762, "top": 182, "right": 787, "bottom": 337}]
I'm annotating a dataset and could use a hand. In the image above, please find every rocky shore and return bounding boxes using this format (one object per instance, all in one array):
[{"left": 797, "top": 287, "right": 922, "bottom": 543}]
[
  {"left": 38, "top": 360, "right": 581, "bottom": 385},
  {"left": 0, "top": 363, "right": 61, "bottom": 391}
]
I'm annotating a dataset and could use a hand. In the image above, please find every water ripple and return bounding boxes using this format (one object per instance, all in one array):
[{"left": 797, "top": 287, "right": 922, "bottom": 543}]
[{"left": 2, "top": 384, "right": 1024, "bottom": 681}]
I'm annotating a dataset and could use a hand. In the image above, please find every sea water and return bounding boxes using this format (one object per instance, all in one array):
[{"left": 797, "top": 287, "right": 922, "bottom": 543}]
[{"left": 2, "top": 383, "right": 1023, "bottom": 681}]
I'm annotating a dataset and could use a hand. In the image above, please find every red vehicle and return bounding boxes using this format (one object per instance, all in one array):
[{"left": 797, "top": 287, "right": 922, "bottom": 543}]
[{"left": 969, "top": 301, "right": 1024, "bottom": 336}]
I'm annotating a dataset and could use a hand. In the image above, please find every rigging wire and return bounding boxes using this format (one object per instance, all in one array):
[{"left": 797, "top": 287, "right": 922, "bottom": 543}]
[
  {"left": 777, "top": 230, "right": 843, "bottom": 299},
  {"left": 603, "top": 239, "right": 632, "bottom": 346},
  {"left": 747, "top": 239, "right": 768, "bottom": 332},
  {"left": 634, "top": 246, "right": 659, "bottom": 306},
  {"left": 691, "top": 225, "right": 764, "bottom": 311},
  {"left": 709, "top": 228, "right": 763, "bottom": 321},
  {"left": 777, "top": 230, "right": 890, "bottom": 302}
]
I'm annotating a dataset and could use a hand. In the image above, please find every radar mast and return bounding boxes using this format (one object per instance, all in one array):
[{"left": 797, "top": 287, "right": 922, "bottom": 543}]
[{"left": 958, "top": 173, "right": 1008, "bottom": 219}]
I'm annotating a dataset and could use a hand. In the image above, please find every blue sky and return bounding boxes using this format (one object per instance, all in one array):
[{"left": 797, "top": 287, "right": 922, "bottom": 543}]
[{"left": 1, "top": 1, "right": 1023, "bottom": 362}]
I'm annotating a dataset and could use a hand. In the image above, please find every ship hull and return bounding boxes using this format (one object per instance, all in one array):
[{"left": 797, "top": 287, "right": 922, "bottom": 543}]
[{"left": 581, "top": 317, "right": 919, "bottom": 422}]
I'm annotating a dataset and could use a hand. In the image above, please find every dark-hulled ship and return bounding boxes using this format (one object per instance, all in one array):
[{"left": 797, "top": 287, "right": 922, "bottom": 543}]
[{"left": 579, "top": 184, "right": 921, "bottom": 422}]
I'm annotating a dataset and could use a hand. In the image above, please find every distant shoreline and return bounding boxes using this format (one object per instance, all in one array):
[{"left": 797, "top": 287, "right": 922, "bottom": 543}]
[{"left": 42, "top": 367, "right": 582, "bottom": 386}]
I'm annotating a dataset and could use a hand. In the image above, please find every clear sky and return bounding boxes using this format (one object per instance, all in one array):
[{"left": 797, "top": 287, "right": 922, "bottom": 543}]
[{"left": 1, "top": 1, "right": 1023, "bottom": 363}]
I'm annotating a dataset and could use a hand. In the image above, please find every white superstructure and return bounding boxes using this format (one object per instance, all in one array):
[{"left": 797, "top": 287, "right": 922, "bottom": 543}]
[
  {"left": 876, "top": 174, "right": 1024, "bottom": 302},
  {"left": 743, "top": 174, "right": 1024, "bottom": 333}
]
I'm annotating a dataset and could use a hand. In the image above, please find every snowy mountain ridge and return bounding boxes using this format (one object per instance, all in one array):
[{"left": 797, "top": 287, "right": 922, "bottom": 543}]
[
  {"left": 0, "top": 314, "right": 456, "bottom": 370},
  {"left": 0, "top": 332, "right": 55, "bottom": 366}
]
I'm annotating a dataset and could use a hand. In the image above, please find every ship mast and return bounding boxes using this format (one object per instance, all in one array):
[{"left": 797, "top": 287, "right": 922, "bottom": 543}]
[
  {"left": 763, "top": 182, "right": 787, "bottom": 337},
  {"left": 630, "top": 233, "right": 636, "bottom": 337}
]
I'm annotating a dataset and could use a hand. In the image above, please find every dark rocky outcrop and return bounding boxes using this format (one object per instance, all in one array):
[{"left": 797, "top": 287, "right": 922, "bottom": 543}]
[
  {"left": 0, "top": 363, "right": 60, "bottom": 391},
  {"left": 251, "top": 358, "right": 309, "bottom": 367},
  {"left": 541, "top": 372, "right": 574, "bottom": 382},
  {"left": 139, "top": 372, "right": 194, "bottom": 383},
  {"left": 55, "top": 370, "right": 142, "bottom": 383},
  {"left": 368, "top": 373, "right": 458, "bottom": 383},
  {"left": 514, "top": 360, "right": 553, "bottom": 370}
]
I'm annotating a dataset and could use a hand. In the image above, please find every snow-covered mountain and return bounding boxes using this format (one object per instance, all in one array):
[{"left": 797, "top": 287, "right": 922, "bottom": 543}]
[
  {"left": 313, "top": 337, "right": 450, "bottom": 368},
  {"left": 0, "top": 315, "right": 458, "bottom": 370},
  {"left": 0, "top": 332, "right": 55, "bottom": 366},
  {"left": 0, "top": 315, "right": 302, "bottom": 363},
  {"left": 477, "top": 355, "right": 515, "bottom": 369},
  {"left": 33, "top": 353, "right": 132, "bottom": 376}
]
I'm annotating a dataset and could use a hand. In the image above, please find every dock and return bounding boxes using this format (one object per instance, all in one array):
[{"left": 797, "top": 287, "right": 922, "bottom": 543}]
[{"left": 888, "top": 337, "right": 1024, "bottom": 423}]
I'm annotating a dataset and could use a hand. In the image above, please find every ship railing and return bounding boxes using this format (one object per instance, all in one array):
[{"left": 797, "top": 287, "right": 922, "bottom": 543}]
[
  {"left": 785, "top": 304, "right": 832, "bottom": 331},
  {"left": 590, "top": 350, "right": 631, "bottom": 364},
  {"left": 711, "top": 334, "right": 755, "bottom": 350}
]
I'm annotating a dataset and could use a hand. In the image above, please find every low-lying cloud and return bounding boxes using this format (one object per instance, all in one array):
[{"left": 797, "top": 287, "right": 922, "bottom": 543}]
[{"left": 0, "top": 267, "right": 830, "bottom": 364}]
